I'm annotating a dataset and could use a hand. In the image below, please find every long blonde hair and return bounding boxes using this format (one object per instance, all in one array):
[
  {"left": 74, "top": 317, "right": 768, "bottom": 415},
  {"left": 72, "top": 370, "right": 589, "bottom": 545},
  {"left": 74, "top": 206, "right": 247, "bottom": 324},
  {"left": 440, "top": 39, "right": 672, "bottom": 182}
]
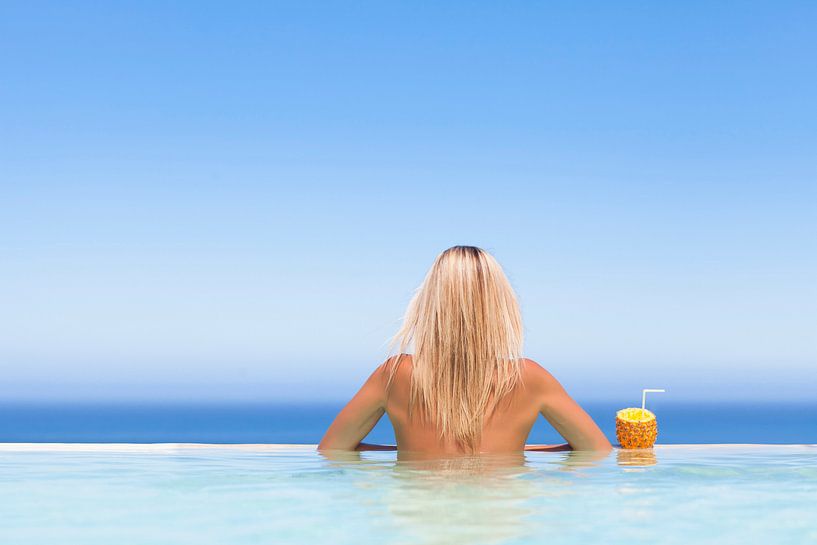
[{"left": 388, "top": 245, "right": 525, "bottom": 450}]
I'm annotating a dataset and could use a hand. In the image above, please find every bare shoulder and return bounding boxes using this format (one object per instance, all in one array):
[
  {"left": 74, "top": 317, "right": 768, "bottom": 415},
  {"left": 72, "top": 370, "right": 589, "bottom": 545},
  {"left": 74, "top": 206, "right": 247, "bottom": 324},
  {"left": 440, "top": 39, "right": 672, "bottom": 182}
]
[
  {"left": 520, "top": 358, "right": 563, "bottom": 393},
  {"left": 375, "top": 353, "right": 413, "bottom": 385},
  {"left": 351, "top": 355, "right": 411, "bottom": 406},
  {"left": 380, "top": 353, "right": 412, "bottom": 373}
]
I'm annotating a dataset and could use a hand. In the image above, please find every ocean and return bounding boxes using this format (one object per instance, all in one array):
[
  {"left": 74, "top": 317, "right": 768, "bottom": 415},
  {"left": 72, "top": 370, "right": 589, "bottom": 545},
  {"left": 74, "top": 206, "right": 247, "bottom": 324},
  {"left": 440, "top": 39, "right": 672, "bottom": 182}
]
[{"left": 2, "top": 401, "right": 815, "bottom": 444}]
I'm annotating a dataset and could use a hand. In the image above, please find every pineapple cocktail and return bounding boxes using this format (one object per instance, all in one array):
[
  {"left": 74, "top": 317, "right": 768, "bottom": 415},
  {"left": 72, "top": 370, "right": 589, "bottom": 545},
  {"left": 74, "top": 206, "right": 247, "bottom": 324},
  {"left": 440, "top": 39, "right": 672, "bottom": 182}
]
[{"left": 616, "top": 389, "right": 665, "bottom": 449}]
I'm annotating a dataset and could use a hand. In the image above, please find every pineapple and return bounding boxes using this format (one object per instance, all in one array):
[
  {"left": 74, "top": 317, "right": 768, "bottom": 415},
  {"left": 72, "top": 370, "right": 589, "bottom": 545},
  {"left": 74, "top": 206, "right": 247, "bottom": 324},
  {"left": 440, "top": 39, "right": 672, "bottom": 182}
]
[{"left": 616, "top": 408, "right": 658, "bottom": 449}]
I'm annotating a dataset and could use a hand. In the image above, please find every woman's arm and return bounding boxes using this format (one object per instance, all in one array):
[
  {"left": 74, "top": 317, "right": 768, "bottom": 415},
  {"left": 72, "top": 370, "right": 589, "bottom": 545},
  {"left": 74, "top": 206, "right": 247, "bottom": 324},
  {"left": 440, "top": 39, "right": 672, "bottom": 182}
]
[
  {"left": 317, "top": 363, "right": 390, "bottom": 451},
  {"left": 527, "top": 360, "right": 612, "bottom": 452}
]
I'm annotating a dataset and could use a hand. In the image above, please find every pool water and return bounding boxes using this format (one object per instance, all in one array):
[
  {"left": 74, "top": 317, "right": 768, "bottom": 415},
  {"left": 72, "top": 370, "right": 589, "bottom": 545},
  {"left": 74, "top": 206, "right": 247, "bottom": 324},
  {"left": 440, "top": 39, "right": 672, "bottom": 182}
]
[{"left": 1, "top": 444, "right": 815, "bottom": 545}]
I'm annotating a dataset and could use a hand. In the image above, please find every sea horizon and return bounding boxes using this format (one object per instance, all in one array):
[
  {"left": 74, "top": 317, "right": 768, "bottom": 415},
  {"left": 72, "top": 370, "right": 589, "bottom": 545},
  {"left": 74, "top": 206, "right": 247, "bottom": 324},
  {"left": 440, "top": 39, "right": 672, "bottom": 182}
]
[{"left": 3, "top": 400, "right": 815, "bottom": 445}]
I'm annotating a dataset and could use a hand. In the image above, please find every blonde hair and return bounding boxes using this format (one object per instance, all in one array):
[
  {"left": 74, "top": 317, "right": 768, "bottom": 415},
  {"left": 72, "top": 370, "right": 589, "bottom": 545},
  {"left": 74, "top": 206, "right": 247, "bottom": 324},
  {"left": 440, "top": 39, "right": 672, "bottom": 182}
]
[{"left": 388, "top": 245, "right": 524, "bottom": 451}]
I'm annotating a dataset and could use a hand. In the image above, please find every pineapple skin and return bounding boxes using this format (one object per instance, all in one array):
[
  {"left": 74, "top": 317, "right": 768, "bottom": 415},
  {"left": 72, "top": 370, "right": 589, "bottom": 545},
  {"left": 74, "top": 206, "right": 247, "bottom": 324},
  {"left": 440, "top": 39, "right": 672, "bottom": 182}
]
[{"left": 616, "top": 417, "right": 658, "bottom": 449}]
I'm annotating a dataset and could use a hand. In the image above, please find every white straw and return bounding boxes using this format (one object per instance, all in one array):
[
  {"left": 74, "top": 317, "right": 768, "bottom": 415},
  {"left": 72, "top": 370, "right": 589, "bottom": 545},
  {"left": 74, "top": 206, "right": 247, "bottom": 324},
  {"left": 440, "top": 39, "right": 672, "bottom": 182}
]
[{"left": 642, "top": 389, "right": 666, "bottom": 411}]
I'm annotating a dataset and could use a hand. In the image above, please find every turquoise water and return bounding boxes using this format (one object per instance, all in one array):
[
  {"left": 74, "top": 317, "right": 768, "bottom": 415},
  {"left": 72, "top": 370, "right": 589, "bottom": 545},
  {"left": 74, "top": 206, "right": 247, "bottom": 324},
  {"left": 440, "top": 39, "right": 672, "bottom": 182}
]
[{"left": 1, "top": 445, "right": 815, "bottom": 544}]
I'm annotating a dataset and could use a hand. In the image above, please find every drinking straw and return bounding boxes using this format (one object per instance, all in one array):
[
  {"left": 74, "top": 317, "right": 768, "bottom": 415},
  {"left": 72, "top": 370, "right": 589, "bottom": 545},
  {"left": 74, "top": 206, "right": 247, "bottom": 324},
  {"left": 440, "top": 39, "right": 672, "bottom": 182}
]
[{"left": 641, "top": 389, "right": 666, "bottom": 411}]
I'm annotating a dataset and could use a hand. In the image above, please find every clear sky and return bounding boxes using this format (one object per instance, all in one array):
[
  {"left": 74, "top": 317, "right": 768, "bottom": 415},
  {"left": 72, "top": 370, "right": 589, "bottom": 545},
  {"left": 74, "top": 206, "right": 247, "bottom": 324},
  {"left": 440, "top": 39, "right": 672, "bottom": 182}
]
[{"left": 1, "top": 2, "right": 815, "bottom": 403}]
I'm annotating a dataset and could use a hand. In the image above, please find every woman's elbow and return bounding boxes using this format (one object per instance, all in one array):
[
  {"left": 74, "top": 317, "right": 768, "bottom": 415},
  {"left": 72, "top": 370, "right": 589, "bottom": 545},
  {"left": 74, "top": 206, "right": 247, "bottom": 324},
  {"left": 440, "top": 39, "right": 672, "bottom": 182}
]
[
  {"left": 570, "top": 436, "right": 613, "bottom": 453},
  {"left": 317, "top": 435, "right": 341, "bottom": 451},
  {"left": 594, "top": 436, "right": 614, "bottom": 453},
  {"left": 317, "top": 436, "right": 359, "bottom": 452}
]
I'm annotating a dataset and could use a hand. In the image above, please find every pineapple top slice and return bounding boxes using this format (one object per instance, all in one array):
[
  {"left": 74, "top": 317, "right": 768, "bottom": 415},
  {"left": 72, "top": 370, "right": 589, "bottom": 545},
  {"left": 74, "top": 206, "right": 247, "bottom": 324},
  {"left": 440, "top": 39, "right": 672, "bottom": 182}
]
[{"left": 616, "top": 408, "right": 656, "bottom": 422}]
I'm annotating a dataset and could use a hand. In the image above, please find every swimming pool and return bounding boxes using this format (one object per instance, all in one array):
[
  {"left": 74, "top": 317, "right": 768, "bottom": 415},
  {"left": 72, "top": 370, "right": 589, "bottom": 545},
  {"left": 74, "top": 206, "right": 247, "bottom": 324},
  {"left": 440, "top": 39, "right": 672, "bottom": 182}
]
[{"left": 1, "top": 444, "right": 815, "bottom": 544}]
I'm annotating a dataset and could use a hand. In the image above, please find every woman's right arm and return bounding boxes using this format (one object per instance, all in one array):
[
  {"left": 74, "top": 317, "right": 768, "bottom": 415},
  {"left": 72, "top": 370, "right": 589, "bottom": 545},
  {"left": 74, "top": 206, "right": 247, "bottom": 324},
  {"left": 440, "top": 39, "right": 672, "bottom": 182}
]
[
  {"left": 317, "top": 364, "right": 388, "bottom": 451},
  {"left": 526, "top": 360, "right": 612, "bottom": 452}
]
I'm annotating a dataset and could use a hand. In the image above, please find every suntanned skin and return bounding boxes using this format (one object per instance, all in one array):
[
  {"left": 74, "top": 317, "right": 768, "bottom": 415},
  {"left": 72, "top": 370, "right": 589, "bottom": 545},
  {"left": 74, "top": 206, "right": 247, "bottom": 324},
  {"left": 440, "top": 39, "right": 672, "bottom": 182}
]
[{"left": 319, "top": 356, "right": 612, "bottom": 455}]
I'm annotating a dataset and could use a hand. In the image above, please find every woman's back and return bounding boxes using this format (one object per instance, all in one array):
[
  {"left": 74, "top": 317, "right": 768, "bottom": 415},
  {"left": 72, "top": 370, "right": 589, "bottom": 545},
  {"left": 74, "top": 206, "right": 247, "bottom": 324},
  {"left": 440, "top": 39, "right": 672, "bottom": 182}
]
[
  {"left": 318, "top": 352, "right": 610, "bottom": 454},
  {"left": 385, "top": 355, "right": 541, "bottom": 454}
]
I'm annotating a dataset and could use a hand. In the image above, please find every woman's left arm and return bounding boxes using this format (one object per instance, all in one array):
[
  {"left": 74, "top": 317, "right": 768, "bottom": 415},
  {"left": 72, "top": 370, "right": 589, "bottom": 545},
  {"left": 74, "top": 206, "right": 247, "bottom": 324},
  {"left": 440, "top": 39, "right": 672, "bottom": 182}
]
[{"left": 318, "top": 364, "right": 391, "bottom": 451}]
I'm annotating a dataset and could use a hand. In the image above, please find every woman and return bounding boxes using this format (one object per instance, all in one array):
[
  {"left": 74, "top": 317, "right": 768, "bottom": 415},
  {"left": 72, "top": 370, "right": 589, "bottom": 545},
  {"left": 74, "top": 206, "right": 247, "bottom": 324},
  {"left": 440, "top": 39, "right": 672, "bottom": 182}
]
[{"left": 319, "top": 245, "right": 611, "bottom": 455}]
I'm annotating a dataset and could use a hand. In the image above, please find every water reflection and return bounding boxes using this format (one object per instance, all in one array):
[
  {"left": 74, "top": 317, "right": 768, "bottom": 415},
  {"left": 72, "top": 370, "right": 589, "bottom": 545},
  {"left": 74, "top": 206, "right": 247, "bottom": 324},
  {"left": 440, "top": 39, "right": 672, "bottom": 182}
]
[
  {"left": 549, "top": 449, "right": 611, "bottom": 471},
  {"left": 384, "top": 453, "right": 535, "bottom": 545},
  {"left": 318, "top": 449, "right": 612, "bottom": 545},
  {"left": 616, "top": 449, "right": 658, "bottom": 467}
]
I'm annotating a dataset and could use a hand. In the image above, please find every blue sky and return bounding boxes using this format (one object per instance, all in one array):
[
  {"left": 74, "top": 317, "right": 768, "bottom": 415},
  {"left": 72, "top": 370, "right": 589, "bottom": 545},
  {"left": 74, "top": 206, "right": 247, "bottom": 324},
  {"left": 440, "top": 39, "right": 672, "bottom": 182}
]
[{"left": 1, "top": 1, "right": 815, "bottom": 403}]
